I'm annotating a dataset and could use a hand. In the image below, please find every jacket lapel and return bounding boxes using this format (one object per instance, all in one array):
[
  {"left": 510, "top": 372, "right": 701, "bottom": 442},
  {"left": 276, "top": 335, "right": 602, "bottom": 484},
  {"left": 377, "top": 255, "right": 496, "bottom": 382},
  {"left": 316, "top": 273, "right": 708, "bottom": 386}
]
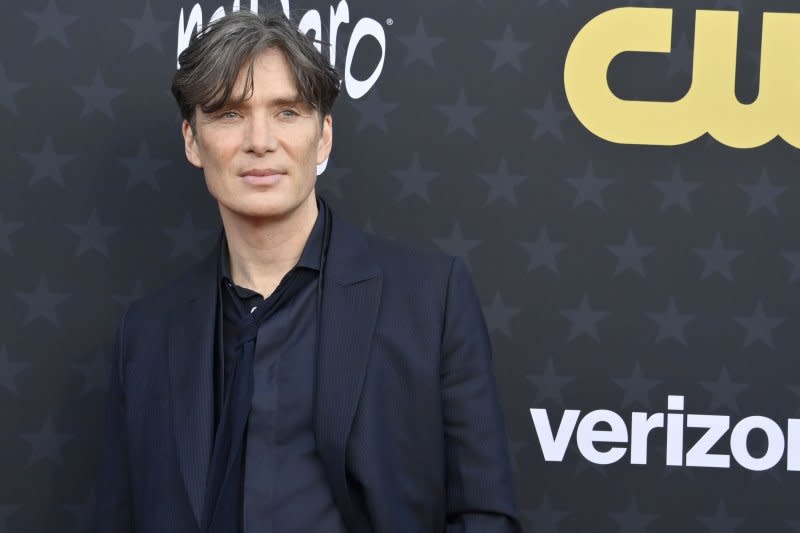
[
  {"left": 164, "top": 214, "right": 381, "bottom": 528},
  {"left": 168, "top": 244, "right": 218, "bottom": 526},
  {"left": 314, "top": 213, "right": 382, "bottom": 530}
]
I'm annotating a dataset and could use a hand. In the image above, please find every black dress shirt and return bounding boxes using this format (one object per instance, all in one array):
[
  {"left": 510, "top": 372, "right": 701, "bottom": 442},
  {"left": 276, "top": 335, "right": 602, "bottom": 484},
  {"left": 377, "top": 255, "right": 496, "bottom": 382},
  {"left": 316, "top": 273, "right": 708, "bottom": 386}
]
[{"left": 215, "top": 201, "right": 347, "bottom": 532}]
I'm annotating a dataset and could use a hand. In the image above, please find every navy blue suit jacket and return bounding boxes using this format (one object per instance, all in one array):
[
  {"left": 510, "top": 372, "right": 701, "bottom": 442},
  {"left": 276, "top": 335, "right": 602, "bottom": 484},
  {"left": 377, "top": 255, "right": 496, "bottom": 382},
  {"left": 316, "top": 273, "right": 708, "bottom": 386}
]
[{"left": 95, "top": 210, "right": 521, "bottom": 532}]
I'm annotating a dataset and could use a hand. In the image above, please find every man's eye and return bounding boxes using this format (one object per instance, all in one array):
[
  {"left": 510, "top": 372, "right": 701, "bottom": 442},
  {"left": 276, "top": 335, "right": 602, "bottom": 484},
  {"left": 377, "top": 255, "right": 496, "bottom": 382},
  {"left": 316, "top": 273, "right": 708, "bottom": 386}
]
[
  {"left": 280, "top": 109, "right": 298, "bottom": 117},
  {"left": 220, "top": 111, "right": 239, "bottom": 119}
]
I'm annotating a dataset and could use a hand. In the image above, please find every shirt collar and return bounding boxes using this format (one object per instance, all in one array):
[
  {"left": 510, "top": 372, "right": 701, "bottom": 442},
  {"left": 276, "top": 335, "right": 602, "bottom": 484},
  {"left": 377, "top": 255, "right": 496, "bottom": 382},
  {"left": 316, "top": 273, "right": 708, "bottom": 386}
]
[{"left": 219, "top": 197, "right": 326, "bottom": 287}]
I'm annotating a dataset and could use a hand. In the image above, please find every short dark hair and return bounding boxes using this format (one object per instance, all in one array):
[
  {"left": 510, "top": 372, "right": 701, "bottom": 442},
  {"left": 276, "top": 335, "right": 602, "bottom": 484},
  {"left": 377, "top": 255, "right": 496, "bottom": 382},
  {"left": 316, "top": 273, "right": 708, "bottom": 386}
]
[{"left": 171, "top": 10, "right": 340, "bottom": 126}]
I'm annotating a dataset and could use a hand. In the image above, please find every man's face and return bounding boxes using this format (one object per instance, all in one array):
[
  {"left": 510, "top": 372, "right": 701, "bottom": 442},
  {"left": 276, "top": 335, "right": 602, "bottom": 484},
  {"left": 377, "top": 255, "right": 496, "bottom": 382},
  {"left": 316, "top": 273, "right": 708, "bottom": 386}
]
[{"left": 182, "top": 47, "right": 332, "bottom": 221}]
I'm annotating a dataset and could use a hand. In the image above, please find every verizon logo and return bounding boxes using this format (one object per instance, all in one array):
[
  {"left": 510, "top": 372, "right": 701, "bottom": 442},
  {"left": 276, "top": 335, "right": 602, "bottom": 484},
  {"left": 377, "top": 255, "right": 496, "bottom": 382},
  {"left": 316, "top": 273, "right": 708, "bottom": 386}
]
[{"left": 530, "top": 395, "right": 800, "bottom": 471}]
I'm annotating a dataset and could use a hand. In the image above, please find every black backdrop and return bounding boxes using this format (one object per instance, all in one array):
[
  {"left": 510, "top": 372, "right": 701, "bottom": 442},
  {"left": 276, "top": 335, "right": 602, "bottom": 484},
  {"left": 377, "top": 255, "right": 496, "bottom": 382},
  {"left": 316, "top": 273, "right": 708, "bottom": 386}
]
[{"left": 3, "top": 0, "right": 800, "bottom": 531}]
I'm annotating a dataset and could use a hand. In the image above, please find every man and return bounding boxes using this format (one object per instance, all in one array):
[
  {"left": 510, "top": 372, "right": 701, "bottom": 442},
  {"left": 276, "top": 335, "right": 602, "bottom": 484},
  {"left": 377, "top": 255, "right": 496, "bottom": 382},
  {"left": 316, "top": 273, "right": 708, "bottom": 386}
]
[{"left": 95, "top": 9, "right": 520, "bottom": 533}]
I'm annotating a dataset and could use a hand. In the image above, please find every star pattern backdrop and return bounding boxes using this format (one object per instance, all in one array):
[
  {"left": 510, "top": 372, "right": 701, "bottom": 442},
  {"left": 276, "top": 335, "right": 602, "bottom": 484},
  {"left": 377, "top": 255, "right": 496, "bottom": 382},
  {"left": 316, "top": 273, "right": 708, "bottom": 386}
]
[{"left": 2, "top": 0, "right": 800, "bottom": 531}]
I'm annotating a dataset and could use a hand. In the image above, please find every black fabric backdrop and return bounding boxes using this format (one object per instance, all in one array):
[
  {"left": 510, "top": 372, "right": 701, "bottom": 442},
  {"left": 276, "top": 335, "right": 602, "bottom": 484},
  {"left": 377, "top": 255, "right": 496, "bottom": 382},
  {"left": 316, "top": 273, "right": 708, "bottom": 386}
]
[{"left": 3, "top": 0, "right": 800, "bottom": 531}]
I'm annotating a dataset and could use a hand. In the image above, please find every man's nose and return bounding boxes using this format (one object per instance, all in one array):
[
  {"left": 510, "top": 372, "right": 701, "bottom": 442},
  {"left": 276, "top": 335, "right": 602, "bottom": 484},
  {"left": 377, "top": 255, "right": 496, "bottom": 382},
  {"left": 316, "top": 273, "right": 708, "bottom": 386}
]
[{"left": 243, "top": 116, "right": 278, "bottom": 154}]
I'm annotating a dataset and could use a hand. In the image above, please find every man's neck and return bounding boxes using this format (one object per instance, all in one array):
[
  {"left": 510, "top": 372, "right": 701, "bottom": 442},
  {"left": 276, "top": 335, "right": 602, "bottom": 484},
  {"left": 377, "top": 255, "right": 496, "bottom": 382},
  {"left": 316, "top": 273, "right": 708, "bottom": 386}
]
[{"left": 220, "top": 194, "right": 318, "bottom": 297}]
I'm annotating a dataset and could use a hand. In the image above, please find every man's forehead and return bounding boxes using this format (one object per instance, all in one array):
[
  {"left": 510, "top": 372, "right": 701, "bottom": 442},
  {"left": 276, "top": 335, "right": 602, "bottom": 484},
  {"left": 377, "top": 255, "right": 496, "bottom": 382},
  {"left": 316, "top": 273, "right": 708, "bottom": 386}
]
[
  {"left": 229, "top": 52, "right": 305, "bottom": 97},
  {"left": 238, "top": 47, "right": 293, "bottom": 79}
]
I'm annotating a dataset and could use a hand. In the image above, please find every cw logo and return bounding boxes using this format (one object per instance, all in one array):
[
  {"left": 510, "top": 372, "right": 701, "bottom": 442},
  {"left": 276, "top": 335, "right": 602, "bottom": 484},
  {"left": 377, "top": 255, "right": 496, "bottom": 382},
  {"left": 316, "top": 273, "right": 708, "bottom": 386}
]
[{"left": 563, "top": 8, "right": 800, "bottom": 149}]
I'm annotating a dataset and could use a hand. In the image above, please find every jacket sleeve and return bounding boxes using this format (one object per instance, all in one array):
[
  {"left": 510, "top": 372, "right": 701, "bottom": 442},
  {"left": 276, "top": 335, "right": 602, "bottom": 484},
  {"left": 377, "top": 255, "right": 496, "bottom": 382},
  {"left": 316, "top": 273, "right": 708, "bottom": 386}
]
[
  {"left": 94, "top": 309, "right": 133, "bottom": 533},
  {"left": 440, "top": 257, "right": 522, "bottom": 533}
]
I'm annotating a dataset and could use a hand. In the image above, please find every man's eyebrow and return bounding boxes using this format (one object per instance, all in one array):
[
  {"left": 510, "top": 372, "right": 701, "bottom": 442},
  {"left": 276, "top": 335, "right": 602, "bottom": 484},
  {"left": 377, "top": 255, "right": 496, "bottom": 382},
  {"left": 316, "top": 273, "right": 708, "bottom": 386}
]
[
  {"left": 270, "top": 95, "right": 305, "bottom": 107},
  {"left": 213, "top": 94, "right": 307, "bottom": 111}
]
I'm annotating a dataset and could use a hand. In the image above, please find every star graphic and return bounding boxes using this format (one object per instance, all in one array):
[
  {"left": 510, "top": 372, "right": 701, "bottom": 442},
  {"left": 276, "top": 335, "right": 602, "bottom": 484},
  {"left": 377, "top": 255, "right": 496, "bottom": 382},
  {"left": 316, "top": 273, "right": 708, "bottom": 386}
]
[
  {"left": 73, "top": 70, "right": 125, "bottom": 119},
  {"left": 392, "top": 153, "right": 438, "bottom": 203},
  {"left": 484, "top": 25, "right": 532, "bottom": 71},
  {"left": 16, "top": 278, "right": 70, "bottom": 327},
  {"left": 24, "top": 0, "right": 78, "bottom": 46},
  {"left": 438, "top": 90, "right": 486, "bottom": 137},
  {"left": 482, "top": 293, "right": 520, "bottom": 338},
  {"left": 396, "top": 19, "right": 444, "bottom": 68},
  {"left": 121, "top": 1, "right": 171, "bottom": 52},
  {"left": 666, "top": 33, "right": 691, "bottom": 78},
  {"left": 164, "top": 213, "right": 215, "bottom": 259},
  {"left": 478, "top": 159, "right": 526, "bottom": 206},
  {"left": 647, "top": 297, "right": 694, "bottom": 346},
  {"left": 610, "top": 497, "right": 658, "bottom": 533},
  {"left": 734, "top": 300, "right": 784, "bottom": 349},
  {"left": 433, "top": 223, "right": 481, "bottom": 261},
  {"left": 782, "top": 251, "right": 800, "bottom": 284},
  {"left": 0, "top": 505, "right": 19, "bottom": 533},
  {"left": 561, "top": 294, "right": 609, "bottom": 342},
  {"left": 613, "top": 362, "right": 660, "bottom": 409},
  {"left": 0, "top": 214, "right": 23, "bottom": 255},
  {"left": 350, "top": 89, "right": 398, "bottom": 133},
  {"left": 119, "top": 141, "right": 170, "bottom": 191},
  {"left": 652, "top": 165, "right": 700, "bottom": 213},
  {"left": 318, "top": 164, "right": 351, "bottom": 199},
  {"left": 67, "top": 209, "right": 119, "bottom": 257},
  {"left": 697, "top": 501, "right": 743, "bottom": 532},
  {"left": 694, "top": 233, "right": 742, "bottom": 281},
  {"left": 607, "top": 230, "right": 653, "bottom": 277},
  {"left": 521, "top": 494, "right": 569, "bottom": 532},
  {"left": 20, "top": 136, "right": 76, "bottom": 186},
  {"left": 526, "top": 357, "right": 574, "bottom": 406},
  {"left": 0, "top": 63, "right": 28, "bottom": 115},
  {"left": 700, "top": 366, "right": 747, "bottom": 413},
  {"left": 113, "top": 279, "right": 145, "bottom": 308},
  {"left": 520, "top": 227, "right": 567, "bottom": 273},
  {"left": 74, "top": 347, "right": 110, "bottom": 395},
  {"left": 0, "top": 346, "right": 29, "bottom": 395},
  {"left": 566, "top": 162, "right": 613, "bottom": 209},
  {"left": 526, "top": 93, "right": 570, "bottom": 141},
  {"left": 739, "top": 170, "right": 786, "bottom": 216},
  {"left": 20, "top": 415, "right": 74, "bottom": 465}
]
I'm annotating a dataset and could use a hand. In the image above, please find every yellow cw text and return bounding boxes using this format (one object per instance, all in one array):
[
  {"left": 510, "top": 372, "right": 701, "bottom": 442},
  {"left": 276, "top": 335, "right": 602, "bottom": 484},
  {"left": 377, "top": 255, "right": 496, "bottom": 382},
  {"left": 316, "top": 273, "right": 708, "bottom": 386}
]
[{"left": 564, "top": 8, "right": 800, "bottom": 149}]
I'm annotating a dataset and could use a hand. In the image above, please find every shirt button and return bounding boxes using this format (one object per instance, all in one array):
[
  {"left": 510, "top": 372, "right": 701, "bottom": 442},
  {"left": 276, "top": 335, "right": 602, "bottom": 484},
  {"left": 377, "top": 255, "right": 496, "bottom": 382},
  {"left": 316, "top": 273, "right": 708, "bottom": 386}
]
[{"left": 250, "top": 306, "right": 257, "bottom": 314}]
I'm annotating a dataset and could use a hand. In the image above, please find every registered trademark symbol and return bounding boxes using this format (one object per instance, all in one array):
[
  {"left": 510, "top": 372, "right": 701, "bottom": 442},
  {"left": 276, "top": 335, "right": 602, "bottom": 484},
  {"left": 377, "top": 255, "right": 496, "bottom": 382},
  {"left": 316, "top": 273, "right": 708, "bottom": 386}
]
[{"left": 386, "top": 18, "right": 394, "bottom": 26}]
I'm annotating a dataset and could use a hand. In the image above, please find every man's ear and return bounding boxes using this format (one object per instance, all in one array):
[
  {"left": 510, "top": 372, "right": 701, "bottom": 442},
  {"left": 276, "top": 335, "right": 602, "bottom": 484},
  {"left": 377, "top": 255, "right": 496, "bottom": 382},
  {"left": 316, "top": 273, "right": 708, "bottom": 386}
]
[
  {"left": 182, "top": 119, "right": 203, "bottom": 169},
  {"left": 316, "top": 114, "right": 333, "bottom": 165}
]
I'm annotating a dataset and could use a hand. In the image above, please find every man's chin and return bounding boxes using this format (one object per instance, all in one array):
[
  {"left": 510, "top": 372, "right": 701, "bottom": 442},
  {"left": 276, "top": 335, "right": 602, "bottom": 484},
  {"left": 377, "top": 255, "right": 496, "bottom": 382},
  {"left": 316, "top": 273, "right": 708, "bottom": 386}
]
[
  {"left": 216, "top": 187, "right": 317, "bottom": 225},
  {"left": 219, "top": 201, "right": 298, "bottom": 223}
]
